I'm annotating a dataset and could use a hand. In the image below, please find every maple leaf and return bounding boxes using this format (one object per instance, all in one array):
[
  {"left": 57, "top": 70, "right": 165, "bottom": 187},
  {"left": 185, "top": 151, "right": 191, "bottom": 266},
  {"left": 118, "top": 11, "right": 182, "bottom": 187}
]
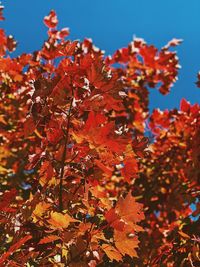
[
  {"left": 114, "top": 228, "right": 139, "bottom": 258},
  {"left": 39, "top": 160, "right": 54, "bottom": 186},
  {"left": 44, "top": 10, "right": 58, "bottom": 28},
  {"left": 132, "top": 136, "right": 149, "bottom": 158},
  {"left": 164, "top": 38, "right": 183, "bottom": 49},
  {"left": 24, "top": 116, "right": 35, "bottom": 137},
  {"left": 0, "top": 189, "right": 17, "bottom": 212},
  {"left": 59, "top": 27, "right": 70, "bottom": 39},
  {"left": 48, "top": 212, "right": 78, "bottom": 229},
  {"left": 6, "top": 35, "right": 17, "bottom": 52},
  {"left": 105, "top": 208, "right": 125, "bottom": 231},
  {"left": 121, "top": 157, "right": 138, "bottom": 183},
  {"left": 87, "top": 60, "right": 107, "bottom": 88},
  {"left": 32, "top": 201, "right": 51, "bottom": 222},
  {"left": 0, "top": 235, "right": 32, "bottom": 265},
  {"left": 45, "top": 119, "right": 63, "bottom": 144},
  {"left": 139, "top": 45, "right": 157, "bottom": 67},
  {"left": 180, "top": 98, "right": 190, "bottom": 112},
  {"left": 94, "top": 159, "right": 113, "bottom": 176},
  {"left": 105, "top": 192, "right": 144, "bottom": 243},
  {"left": 1, "top": 5, "right": 199, "bottom": 266},
  {"left": 0, "top": 5, "right": 5, "bottom": 21},
  {"left": 38, "top": 235, "right": 60, "bottom": 244},
  {"left": 116, "top": 192, "right": 144, "bottom": 224},
  {"left": 101, "top": 244, "right": 122, "bottom": 262}
]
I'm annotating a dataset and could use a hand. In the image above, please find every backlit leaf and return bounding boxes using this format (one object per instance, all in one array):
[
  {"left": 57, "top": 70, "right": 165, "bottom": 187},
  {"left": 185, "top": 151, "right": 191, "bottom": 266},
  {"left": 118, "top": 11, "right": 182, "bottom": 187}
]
[
  {"left": 101, "top": 244, "right": 122, "bottom": 262},
  {"left": 48, "top": 212, "right": 78, "bottom": 229}
]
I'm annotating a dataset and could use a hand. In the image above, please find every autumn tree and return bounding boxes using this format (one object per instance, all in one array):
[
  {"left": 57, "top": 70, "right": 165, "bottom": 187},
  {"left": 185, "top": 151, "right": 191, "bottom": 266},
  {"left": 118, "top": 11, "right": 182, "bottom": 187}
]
[{"left": 0, "top": 6, "right": 199, "bottom": 266}]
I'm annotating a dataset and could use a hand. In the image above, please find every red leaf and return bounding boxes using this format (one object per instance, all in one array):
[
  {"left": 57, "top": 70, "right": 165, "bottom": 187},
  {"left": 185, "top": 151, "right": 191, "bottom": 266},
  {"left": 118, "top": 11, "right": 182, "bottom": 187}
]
[
  {"left": 39, "top": 160, "right": 54, "bottom": 185},
  {"left": 46, "top": 119, "right": 63, "bottom": 144},
  {"left": 0, "top": 235, "right": 32, "bottom": 264},
  {"left": 0, "top": 5, "right": 4, "bottom": 21},
  {"left": 105, "top": 208, "right": 125, "bottom": 231},
  {"left": 164, "top": 38, "right": 183, "bottom": 49},
  {"left": 24, "top": 116, "right": 35, "bottom": 137},
  {"left": 44, "top": 10, "right": 58, "bottom": 28},
  {"left": 6, "top": 35, "right": 17, "bottom": 52},
  {"left": 132, "top": 137, "right": 149, "bottom": 158},
  {"left": 121, "top": 157, "right": 138, "bottom": 183},
  {"left": 180, "top": 98, "right": 190, "bottom": 112},
  {"left": 0, "top": 189, "right": 17, "bottom": 212},
  {"left": 59, "top": 27, "right": 70, "bottom": 39}
]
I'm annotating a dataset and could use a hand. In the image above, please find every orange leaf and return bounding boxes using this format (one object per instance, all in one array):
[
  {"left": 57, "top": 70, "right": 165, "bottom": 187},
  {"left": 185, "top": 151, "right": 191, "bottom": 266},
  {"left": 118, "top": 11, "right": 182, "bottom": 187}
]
[
  {"left": 114, "top": 229, "right": 138, "bottom": 258},
  {"left": 116, "top": 192, "right": 144, "bottom": 225},
  {"left": 39, "top": 235, "right": 60, "bottom": 244},
  {"left": 178, "top": 231, "right": 190, "bottom": 239},
  {"left": 101, "top": 244, "right": 122, "bottom": 262},
  {"left": 48, "top": 212, "right": 78, "bottom": 229},
  {"left": 39, "top": 160, "right": 54, "bottom": 186},
  {"left": 32, "top": 201, "right": 51, "bottom": 222},
  {"left": 94, "top": 159, "right": 113, "bottom": 176}
]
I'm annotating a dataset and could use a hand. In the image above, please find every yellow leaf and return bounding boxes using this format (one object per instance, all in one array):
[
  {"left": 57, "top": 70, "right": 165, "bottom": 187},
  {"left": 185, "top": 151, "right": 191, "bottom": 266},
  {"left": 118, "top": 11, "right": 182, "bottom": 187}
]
[
  {"left": 178, "top": 231, "right": 190, "bottom": 239},
  {"left": 48, "top": 212, "right": 78, "bottom": 229},
  {"left": 32, "top": 202, "right": 51, "bottom": 222},
  {"left": 62, "top": 246, "right": 68, "bottom": 259},
  {"left": 71, "top": 132, "right": 83, "bottom": 143},
  {"left": 0, "top": 165, "right": 8, "bottom": 174},
  {"left": 0, "top": 115, "right": 7, "bottom": 125}
]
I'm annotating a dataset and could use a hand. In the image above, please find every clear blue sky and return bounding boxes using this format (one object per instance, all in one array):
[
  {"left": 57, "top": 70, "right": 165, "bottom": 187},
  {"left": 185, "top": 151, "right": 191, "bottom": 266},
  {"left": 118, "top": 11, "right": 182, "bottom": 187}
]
[{"left": 2, "top": 0, "right": 200, "bottom": 110}]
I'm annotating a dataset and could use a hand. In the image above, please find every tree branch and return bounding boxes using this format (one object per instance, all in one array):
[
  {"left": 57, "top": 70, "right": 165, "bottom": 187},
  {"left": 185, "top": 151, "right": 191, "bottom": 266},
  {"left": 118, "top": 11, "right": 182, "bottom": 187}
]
[{"left": 59, "top": 88, "right": 74, "bottom": 212}]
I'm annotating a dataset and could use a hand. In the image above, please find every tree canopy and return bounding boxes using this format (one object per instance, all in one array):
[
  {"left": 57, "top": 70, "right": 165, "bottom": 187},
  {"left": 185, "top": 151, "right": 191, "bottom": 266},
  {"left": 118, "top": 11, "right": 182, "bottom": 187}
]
[{"left": 0, "top": 7, "right": 199, "bottom": 266}]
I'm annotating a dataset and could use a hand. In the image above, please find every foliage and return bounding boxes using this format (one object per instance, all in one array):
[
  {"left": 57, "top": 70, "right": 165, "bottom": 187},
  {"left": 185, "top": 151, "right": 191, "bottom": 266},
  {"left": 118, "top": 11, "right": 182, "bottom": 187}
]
[{"left": 0, "top": 6, "right": 199, "bottom": 266}]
